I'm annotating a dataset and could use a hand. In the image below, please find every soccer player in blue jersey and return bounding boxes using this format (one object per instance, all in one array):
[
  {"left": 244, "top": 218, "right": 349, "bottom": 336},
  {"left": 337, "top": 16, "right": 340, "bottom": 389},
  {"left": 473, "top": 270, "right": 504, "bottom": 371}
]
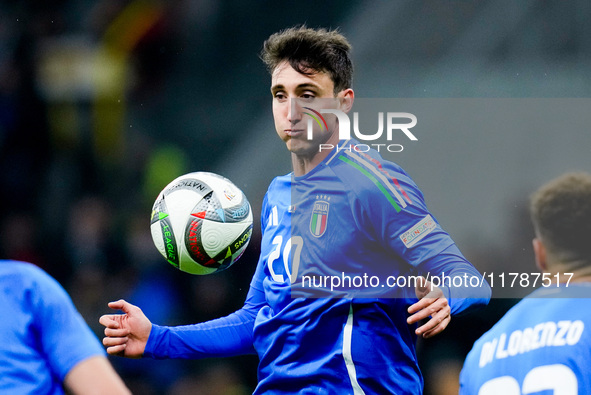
[
  {"left": 460, "top": 172, "right": 591, "bottom": 394},
  {"left": 0, "top": 260, "right": 130, "bottom": 394},
  {"left": 101, "top": 26, "right": 490, "bottom": 394}
]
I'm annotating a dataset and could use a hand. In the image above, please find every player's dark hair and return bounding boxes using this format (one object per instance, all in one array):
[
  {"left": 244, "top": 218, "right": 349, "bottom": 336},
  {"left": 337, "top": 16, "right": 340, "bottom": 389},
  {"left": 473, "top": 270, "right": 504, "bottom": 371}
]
[
  {"left": 261, "top": 25, "right": 353, "bottom": 94},
  {"left": 530, "top": 172, "right": 591, "bottom": 266}
]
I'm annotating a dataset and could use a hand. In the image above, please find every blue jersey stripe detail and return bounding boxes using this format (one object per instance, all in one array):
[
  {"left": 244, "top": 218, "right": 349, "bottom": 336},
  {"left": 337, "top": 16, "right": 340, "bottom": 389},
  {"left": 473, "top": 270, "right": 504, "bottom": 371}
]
[
  {"left": 343, "top": 150, "right": 407, "bottom": 209},
  {"left": 343, "top": 302, "right": 366, "bottom": 395},
  {"left": 338, "top": 155, "right": 402, "bottom": 212}
]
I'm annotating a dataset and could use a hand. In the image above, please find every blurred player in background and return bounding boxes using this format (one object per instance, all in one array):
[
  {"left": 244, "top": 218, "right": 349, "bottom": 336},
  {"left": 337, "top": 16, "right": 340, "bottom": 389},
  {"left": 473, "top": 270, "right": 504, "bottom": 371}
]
[
  {"left": 460, "top": 172, "right": 591, "bottom": 393},
  {"left": 0, "top": 259, "right": 130, "bottom": 394},
  {"left": 101, "top": 26, "right": 490, "bottom": 394}
]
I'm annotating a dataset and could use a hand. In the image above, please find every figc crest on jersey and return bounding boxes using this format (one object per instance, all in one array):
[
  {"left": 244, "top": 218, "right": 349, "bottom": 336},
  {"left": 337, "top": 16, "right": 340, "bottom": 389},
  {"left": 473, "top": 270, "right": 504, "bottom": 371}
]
[{"left": 310, "top": 198, "right": 330, "bottom": 237}]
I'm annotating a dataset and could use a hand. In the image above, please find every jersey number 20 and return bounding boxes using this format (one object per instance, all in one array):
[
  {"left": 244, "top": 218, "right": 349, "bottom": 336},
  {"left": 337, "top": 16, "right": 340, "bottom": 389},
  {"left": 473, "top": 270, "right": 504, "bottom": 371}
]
[{"left": 268, "top": 235, "right": 303, "bottom": 283}]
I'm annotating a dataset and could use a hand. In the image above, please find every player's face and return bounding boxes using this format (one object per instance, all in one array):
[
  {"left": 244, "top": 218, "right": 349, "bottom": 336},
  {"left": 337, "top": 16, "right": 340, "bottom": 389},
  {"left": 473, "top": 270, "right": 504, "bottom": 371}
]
[{"left": 271, "top": 61, "right": 348, "bottom": 159}]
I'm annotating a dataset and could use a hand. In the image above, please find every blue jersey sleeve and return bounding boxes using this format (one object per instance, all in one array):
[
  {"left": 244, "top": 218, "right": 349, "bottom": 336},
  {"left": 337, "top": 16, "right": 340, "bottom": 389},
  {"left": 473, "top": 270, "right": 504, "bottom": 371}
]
[
  {"left": 144, "top": 282, "right": 266, "bottom": 359},
  {"left": 370, "top": 163, "right": 454, "bottom": 264},
  {"left": 29, "top": 265, "right": 105, "bottom": 381},
  {"left": 418, "top": 244, "right": 491, "bottom": 314},
  {"left": 356, "top": 160, "right": 490, "bottom": 313}
]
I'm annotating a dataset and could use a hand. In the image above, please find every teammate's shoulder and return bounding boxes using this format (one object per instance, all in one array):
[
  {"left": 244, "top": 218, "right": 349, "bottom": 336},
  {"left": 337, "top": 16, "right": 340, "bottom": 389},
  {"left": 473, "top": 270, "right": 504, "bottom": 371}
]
[
  {"left": 0, "top": 260, "right": 49, "bottom": 280},
  {"left": 0, "top": 260, "right": 63, "bottom": 301},
  {"left": 474, "top": 287, "right": 591, "bottom": 343},
  {"left": 528, "top": 283, "right": 591, "bottom": 300}
]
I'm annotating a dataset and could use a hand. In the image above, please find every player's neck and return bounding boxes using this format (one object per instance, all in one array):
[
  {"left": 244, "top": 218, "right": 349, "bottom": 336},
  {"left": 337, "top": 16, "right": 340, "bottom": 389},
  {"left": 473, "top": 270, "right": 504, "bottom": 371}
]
[
  {"left": 291, "top": 149, "right": 331, "bottom": 176},
  {"left": 547, "top": 262, "right": 591, "bottom": 284},
  {"left": 565, "top": 269, "right": 591, "bottom": 284},
  {"left": 291, "top": 136, "right": 339, "bottom": 176}
]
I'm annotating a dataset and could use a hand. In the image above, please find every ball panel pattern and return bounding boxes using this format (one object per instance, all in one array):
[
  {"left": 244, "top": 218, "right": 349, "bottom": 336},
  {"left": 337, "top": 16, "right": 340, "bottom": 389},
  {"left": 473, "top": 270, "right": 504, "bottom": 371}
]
[
  {"left": 150, "top": 197, "right": 180, "bottom": 268},
  {"left": 162, "top": 177, "right": 213, "bottom": 198},
  {"left": 150, "top": 171, "right": 253, "bottom": 275},
  {"left": 185, "top": 217, "right": 218, "bottom": 267}
]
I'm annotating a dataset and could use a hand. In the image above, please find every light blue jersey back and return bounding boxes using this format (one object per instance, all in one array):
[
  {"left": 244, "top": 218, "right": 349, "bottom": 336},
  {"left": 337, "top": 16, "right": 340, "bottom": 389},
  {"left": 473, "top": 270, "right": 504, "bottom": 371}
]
[
  {"left": 0, "top": 261, "right": 105, "bottom": 394},
  {"left": 460, "top": 284, "right": 591, "bottom": 394}
]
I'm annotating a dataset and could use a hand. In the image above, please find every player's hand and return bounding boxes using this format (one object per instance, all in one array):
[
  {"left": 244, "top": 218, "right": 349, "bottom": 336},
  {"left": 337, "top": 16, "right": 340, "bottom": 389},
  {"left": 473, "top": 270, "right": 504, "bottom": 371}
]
[
  {"left": 99, "top": 299, "right": 152, "bottom": 358},
  {"left": 406, "top": 276, "right": 451, "bottom": 339}
]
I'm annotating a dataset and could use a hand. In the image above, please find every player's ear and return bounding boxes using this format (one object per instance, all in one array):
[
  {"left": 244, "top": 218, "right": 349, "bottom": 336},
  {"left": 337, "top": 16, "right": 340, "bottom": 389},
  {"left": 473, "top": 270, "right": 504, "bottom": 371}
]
[
  {"left": 337, "top": 89, "right": 354, "bottom": 113},
  {"left": 532, "top": 238, "right": 548, "bottom": 272}
]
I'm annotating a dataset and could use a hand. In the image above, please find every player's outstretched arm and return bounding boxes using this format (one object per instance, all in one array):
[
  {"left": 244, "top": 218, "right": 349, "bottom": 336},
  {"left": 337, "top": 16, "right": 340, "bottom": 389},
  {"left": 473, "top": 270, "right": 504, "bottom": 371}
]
[
  {"left": 64, "top": 355, "right": 131, "bottom": 395},
  {"left": 407, "top": 276, "right": 451, "bottom": 339},
  {"left": 99, "top": 299, "right": 152, "bottom": 358}
]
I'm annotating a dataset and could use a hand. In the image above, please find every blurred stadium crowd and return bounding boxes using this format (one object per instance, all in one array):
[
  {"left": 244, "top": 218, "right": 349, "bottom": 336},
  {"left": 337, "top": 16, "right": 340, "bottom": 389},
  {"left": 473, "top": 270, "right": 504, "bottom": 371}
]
[
  {"left": 0, "top": 1, "right": 270, "bottom": 393},
  {"left": 0, "top": 1, "right": 589, "bottom": 394}
]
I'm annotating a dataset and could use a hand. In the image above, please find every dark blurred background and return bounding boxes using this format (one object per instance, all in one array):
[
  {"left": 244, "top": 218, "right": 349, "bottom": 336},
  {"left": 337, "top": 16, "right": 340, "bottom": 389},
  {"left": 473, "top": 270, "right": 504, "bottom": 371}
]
[{"left": 0, "top": 1, "right": 590, "bottom": 394}]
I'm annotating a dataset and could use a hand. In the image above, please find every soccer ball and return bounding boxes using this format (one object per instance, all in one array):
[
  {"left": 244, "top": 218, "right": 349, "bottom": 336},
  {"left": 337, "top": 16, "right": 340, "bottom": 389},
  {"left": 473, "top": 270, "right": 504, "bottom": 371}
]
[{"left": 150, "top": 172, "right": 253, "bottom": 275}]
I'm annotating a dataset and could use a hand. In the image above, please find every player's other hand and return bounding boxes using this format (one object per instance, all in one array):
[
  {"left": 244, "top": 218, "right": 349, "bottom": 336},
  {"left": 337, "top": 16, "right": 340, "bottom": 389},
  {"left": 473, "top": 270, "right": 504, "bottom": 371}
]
[
  {"left": 406, "top": 276, "right": 451, "bottom": 339},
  {"left": 99, "top": 299, "right": 152, "bottom": 358}
]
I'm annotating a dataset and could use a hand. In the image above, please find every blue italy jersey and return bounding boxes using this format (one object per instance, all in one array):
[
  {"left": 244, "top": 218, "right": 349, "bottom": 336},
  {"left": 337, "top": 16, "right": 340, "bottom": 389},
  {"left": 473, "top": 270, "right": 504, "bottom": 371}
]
[
  {"left": 145, "top": 140, "right": 490, "bottom": 394},
  {"left": 0, "top": 260, "right": 106, "bottom": 394},
  {"left": 460, "top": 284, "right": 591, "bottom": 395}
]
